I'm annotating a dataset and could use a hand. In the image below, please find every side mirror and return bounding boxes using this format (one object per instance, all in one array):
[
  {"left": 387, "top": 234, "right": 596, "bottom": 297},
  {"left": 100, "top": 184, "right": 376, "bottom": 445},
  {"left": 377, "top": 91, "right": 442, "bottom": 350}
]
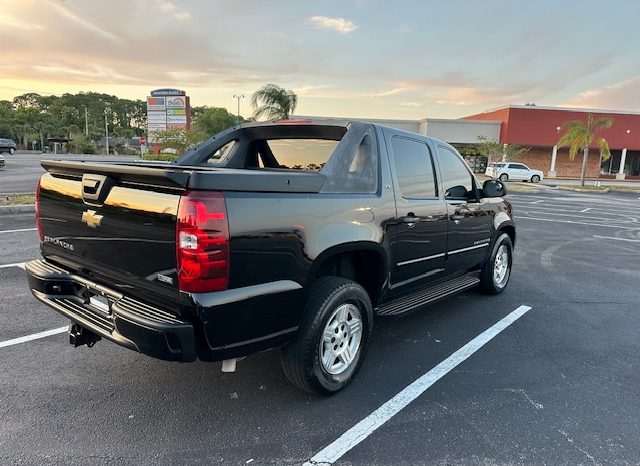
[
  {"left": 445, "top": 185, "right": 469, "bottom": 199},
  {"left": 483, "top": 179, "right": 507, "bottom": 197}
]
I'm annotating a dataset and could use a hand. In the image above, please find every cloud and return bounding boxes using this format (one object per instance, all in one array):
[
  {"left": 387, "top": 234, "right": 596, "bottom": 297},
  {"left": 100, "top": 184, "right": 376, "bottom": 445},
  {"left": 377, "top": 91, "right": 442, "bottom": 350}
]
[
  {"left": 308, "top": 16, "right": 357, "bottom": 34},
  {"left": 563, "top": 77, "right": 640, "bottom": 110},
  {"left": 47, "top": 0, "right": 122, "bottom": 43},
  {"left": 157, "top": 1, "right": 191, "bottom": 21}
]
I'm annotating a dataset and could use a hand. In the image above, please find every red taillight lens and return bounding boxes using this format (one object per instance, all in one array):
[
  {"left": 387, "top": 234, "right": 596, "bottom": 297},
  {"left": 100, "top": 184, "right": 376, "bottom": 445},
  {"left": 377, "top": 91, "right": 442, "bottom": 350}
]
[
  {"left": 35, "top": 178, "right": 43, "bottom": 241},
  {"left": 176, "top": 190, "right": 229, "bottom": 293}
]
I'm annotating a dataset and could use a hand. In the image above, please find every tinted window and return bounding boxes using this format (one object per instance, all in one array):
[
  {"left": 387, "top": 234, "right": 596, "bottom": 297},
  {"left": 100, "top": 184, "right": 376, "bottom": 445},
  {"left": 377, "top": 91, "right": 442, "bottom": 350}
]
[
  {"left": 438, "top": 146, "right": 473, "bottom": 198},
  {"left": 391, "top": 137, "right": 436, "bottom": 198},
  {"left": 509, "top": 163, "right": 527, "bottom": 169}
]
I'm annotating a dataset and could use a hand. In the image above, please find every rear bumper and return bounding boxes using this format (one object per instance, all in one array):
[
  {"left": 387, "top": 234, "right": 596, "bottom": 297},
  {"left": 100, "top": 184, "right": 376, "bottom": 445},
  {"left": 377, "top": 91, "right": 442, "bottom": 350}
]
[{"left": 26, "top": 259, "right": 197, "bottom": 362}]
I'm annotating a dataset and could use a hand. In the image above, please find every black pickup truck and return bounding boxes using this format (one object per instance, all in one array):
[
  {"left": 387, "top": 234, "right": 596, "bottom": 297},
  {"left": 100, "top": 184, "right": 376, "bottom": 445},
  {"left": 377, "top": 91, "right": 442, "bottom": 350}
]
[{"left": 26, "top": 120, "right": 515, "bottom": 395}]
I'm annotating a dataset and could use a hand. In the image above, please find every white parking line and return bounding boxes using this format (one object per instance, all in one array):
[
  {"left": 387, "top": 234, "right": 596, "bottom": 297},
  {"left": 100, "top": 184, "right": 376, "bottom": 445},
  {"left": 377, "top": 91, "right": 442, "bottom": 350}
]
[
  {"left": 580, "top": 208, "right": 592, "bottom": 213},
  {"left": 515, "top": 216, "right": 640, "bottom": 230},
  {"left": 0, "top": 326, "right": 68, "bottom": 349},
  {"left": 530, "top": 200, "right": 544, "bottom": 204},
  {"left": 0, "top": 228, "right": 38, "bottom": 234},
  {"left": 593, "top": 235, "right": 640, "bottom": 243},
  {"left": 0, "top": 262, "right": 26, "bottom": 269},
  {"left": 304, "top": 305, "right": 532, "bottom": 466}
]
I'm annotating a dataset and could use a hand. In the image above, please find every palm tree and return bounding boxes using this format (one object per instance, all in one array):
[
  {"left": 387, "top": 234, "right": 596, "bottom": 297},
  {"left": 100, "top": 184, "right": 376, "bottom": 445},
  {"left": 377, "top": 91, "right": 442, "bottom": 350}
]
[
  {"left": 250, "top": 84, "right": 298, "bottom": 120},
  {"left": 557, "top": 114, "right": 613, "bottom": 186}
]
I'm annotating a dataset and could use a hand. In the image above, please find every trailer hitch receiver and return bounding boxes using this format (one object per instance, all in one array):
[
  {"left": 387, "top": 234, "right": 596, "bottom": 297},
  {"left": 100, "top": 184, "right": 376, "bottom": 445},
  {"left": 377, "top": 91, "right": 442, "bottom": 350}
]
[{"left": 68, "top": 323, "right": 101, "bottom": 348}]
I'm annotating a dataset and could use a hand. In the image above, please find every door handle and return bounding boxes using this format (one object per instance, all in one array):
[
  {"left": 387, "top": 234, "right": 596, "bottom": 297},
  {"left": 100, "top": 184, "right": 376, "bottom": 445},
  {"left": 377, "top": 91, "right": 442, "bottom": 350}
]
[
  {"left": 450, "top": 214, "right": 465, "bottom": 221},
  {"left": 400, "top": 215, "right": 420, "bottom": 224}
]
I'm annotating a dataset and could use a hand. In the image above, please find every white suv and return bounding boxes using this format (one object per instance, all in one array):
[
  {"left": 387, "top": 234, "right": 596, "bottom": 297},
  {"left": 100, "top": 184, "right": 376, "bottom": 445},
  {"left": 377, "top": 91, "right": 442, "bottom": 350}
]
[{"left": 485, "top": 162, "right": 543, "bottom": 182}]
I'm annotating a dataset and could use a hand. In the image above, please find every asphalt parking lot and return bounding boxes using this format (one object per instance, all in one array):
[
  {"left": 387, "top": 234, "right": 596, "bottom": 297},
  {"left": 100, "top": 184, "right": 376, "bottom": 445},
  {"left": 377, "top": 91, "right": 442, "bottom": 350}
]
[
  {"left": 0, "top": 190, "right": 639, "bottom": 465},
  {"left": 0, "top": 153, "right": 136, "bottom": 194}
]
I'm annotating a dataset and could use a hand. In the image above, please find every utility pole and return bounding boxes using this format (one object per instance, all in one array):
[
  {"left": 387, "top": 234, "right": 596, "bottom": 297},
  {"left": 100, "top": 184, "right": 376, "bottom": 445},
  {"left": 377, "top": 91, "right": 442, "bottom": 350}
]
[
  {"left": 233, "top": 94, "right": 244, "bottom": 125},
  {"left": 104, "top": 109, "right": 109, "bottom": 155},
  {"left": 83, "top": 105, "right": 89, "bottom": 137}
]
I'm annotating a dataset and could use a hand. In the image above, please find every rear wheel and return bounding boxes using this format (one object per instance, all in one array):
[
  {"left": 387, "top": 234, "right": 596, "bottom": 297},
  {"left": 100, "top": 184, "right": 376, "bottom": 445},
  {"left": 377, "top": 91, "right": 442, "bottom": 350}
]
[
  {"left": 498, "top": 173, "right": 509, "bottom": 182},
  {"left": 281, "top": 277, "right": 372, "bottom": 396},
  {"left": 479, "top": 233, "right": 513, "bottom": 294},
  {"left": 531, "top": 175, "right": 540, "bottom": 183}
]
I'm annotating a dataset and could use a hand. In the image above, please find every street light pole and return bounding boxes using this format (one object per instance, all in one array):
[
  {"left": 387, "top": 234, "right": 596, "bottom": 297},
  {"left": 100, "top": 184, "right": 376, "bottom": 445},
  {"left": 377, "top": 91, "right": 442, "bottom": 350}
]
[
  {"left": 232, "top": 94, "right": 244, "bottom": 125},
  {"left": 104, "top": 109, "right": 109, "bottom": 155}
]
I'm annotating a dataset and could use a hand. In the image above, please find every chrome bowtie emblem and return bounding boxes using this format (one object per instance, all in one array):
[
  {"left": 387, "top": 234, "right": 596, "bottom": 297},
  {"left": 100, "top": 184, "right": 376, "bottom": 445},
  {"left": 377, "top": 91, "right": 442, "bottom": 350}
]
[{"left": 82, "top": 209, "right": 103, "bottom": 228}]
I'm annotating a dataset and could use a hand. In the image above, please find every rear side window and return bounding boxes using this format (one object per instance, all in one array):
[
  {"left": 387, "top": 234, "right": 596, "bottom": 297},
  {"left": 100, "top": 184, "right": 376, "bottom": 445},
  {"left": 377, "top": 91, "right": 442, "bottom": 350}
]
[
  {"left": 206, "top": 140, "right": 237, "bottom": 164},
  {"left": 391, "top": 137, "right": 436, "bottom": 198}
]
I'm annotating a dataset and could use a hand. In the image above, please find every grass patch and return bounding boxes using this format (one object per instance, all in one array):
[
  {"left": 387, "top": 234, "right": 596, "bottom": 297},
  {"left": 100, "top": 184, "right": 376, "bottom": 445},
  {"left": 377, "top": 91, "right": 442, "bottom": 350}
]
[
  {"left": 605, "top": 185, "right": 640, "bottom": 193},
  {"left": 558, "top": 185, "right": 609, "bottom": 192},
  {"left": 504, "top": 184, "right": 543, "bottom": 192},
  {"left": 0, "top": 193, "right": 36, "bottom": 205}
]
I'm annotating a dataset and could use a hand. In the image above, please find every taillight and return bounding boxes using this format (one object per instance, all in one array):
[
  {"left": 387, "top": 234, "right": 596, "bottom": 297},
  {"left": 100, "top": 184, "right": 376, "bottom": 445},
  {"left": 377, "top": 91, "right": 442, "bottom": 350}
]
[
  {"left": 176, "top": 190, "right": 229, "bottom": 293},
  {"left": 35, "top": 178, "right": 43, "bottom": 241}
]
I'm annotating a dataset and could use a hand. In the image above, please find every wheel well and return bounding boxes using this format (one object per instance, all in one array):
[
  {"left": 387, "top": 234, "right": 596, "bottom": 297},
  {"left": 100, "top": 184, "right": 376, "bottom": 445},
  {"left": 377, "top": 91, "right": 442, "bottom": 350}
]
[
  {"left": 499, "top": 225, "right": 516, "bottom": 247},
  {"left": 313, "top": 250, "right": 385, "bottom": 306}
]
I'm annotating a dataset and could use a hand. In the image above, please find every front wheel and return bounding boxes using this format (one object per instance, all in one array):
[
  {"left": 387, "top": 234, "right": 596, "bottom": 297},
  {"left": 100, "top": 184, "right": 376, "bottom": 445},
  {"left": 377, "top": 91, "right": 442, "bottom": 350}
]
[
  {"left": 479, "top": 233, "right": 513, "bottom": 294},
  {"left": 498, "top": 173, "right": 509, "bottom": 182},
  {"left": 281, "top": 277, "right": 372, "bottom": 396},
  {"left": 531, "top": 175, "right": 540, "bottom": 183},
  {"left": 9, "top": 148, "right": 15, "bottom": 155}
]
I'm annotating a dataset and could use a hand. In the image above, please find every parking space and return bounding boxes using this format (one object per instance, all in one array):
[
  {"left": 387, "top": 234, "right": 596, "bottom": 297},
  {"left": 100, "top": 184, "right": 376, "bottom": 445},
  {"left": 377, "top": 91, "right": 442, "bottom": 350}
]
[{"left": 0, "top": 190, "right": 639, "bottom": 464}]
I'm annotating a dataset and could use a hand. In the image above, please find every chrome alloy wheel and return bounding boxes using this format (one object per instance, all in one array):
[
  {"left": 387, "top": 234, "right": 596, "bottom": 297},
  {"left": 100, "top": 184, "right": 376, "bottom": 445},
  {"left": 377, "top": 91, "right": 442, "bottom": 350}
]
[
  {"left": 493, "top": 244, "right": 510, "bottom": 288},
  {"left": 320, "top": 303, "right": 363, "bottom": 375}
]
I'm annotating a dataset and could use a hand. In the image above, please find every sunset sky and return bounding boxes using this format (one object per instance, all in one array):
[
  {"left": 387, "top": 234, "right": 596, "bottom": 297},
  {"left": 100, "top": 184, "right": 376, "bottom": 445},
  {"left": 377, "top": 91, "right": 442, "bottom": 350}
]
[{"left": 1, "top": 0, "right": 639, "bottom": 119}]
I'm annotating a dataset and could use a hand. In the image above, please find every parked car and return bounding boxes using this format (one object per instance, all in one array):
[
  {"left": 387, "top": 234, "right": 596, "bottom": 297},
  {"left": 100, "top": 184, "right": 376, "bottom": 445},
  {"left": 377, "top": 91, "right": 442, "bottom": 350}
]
[
  {"left": 26, "top": 120, "right": 515, "bottom": 395},
  {"left": 0, "top": 138, "right": 17, "bottom": 155},
  {"left": 486, "top": 162, "right": 543, "bottom": 182},
  {"left": 0, "top": 154, "right": 5, "bottom": 168}
]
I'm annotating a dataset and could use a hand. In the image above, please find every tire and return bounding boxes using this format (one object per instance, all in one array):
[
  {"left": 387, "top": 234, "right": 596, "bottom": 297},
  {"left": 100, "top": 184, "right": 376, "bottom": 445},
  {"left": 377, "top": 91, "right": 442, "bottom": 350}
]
[
  {"left": 479, "top": 233, "right": 513, "bottom": 294},
  {"left": 531, "top": 175, "right": 540, "bottom": 183},
  {"left": 281, "top": 277, "right": 373, "bottom": 396},
  {"left": 498, "top": 173, "right": 509, "bottom": 182},
  {"left": 9, "top": 148, "right": 15, "bottom": 155}
]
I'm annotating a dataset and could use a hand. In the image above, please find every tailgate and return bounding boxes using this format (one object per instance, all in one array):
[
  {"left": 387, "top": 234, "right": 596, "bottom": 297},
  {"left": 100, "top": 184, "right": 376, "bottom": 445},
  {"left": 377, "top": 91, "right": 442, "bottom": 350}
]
[{"left": 38, "top": 162, "right": 188, "bottom": 311}]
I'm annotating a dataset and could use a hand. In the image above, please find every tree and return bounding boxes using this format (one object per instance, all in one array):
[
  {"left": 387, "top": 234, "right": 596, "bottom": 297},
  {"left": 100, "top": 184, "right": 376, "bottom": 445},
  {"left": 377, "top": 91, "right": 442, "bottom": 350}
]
[
  {"left": 557, "top": 114, "right": 613, "bottom": 186},
  {"left": 474, "top": 136, "right": 530, "bottom": 178},
  {"left": 250, "top": 84, "right": 298, "bottom": 120},
  {"left": 193, "top": 107, "right": 240, "bottom": 138}
]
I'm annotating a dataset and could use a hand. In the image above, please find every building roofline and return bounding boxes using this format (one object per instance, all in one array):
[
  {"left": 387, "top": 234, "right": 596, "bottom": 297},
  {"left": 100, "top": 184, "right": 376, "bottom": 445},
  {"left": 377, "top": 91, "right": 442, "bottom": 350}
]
[
  {"left": 480, "top": 104, "right": 640, "bottom": 116},
  {"left": 421, "top": 117, "right": 502, "bottom": 124},
  {"left": 292, "top": 114, "right": 420, "bottom": 124}
]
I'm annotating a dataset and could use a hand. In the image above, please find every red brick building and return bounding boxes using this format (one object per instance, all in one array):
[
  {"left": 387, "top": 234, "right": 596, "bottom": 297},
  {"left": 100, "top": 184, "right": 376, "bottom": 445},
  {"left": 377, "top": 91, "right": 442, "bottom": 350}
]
[{"left": 463, "top": 105, "right": 640, "bottom": 179}]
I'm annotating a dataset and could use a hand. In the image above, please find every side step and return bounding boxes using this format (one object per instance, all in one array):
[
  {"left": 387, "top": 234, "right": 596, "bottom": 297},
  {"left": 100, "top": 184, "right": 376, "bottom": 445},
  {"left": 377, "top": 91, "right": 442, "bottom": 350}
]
[{"left": 376, "top": 274, "right": 480, "bottom": 317}]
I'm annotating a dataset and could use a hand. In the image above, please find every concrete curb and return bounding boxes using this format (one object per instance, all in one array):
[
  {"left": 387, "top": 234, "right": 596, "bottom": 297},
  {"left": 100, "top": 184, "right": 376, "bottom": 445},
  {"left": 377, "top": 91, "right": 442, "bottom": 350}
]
[
  {"left": 556, "top": 186, "right": 610, "bottom": 194},
  {"left": 0, "top": 204, "right": 36, "bottom": 215}
]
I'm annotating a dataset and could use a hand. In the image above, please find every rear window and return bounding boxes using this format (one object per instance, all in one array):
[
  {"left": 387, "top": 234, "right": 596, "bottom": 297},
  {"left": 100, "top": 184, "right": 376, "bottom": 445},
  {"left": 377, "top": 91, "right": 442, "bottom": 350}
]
[{"left": 266, "top": 139, "right": 339, "bottom": 171}]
